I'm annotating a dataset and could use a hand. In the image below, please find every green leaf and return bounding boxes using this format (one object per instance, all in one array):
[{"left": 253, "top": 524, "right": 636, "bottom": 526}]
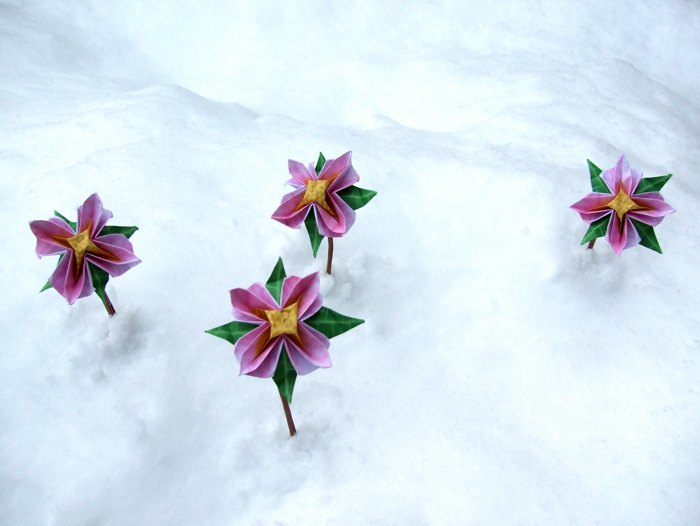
[
  {"left": 265, "top": 257, "right": 286, "bottom": 303},
  {"left": 587, "top": 160, "right": 610, "bottom": 194},
  {"left": 272, "top": 346, "right": 297, "bottom": 404},
  {"left": 205, "top": 320, "right": 259, "bottom": 345},
  {"left": 304, "top": 212, "right": 324, "bottom": 258},
  {"left": 315, "top": 152, "right": 326, "bottom": 175},
  {"left": 305, "top": 306, "right": 364, "bottom": 339},
  {"left": 337, "top": 185, "right": 377, "bottom": 210},
  {"left": 100, "top": 225, "right": 139, "bottom": 239},
  {"left": 89, "top": 263, "right": 111, "bottom": 310},
  {"left": 40, "top": 280, "right": 52, "bottom": 292},
  {"left": 580, "top": 214, "right": 611, "bottom": 245},
  {"left": 54, "top": 210, "right": 76, "bottom": 231},
  {"left": 634, "top": 174, "right": 672, "bottom": 194},
  {"left": 630, "top": 218, "right": 663, "bottom": 254}
]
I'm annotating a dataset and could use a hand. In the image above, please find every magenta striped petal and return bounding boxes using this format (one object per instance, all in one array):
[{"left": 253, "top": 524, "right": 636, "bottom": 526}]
[
  {"left": 230, "top": 283, "right": 278, "bottom": 322},
  {"left": 29, "top": 218, "right": 74, "bottom": 257},
  {"left": 77, "top": 193, "right": 112, "bottom": 236}
]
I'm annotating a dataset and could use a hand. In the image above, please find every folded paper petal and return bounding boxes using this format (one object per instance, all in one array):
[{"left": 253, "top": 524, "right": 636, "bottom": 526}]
[
  {"left": 78, "top": 193, "right": 112, "bottom": 236},
  {"left": 230, "top": 283, "right": 278, "bottom": 322},
  {"left": 240, "top": 337, "right": 284, "bottom": 378},
  {"left": 319, "top": 151, "right": 352, "bottom": 181},
  {"left": 29, "top": 218, "right": 74, "bottom": 257},
  {"left": 284, "top": 323, "right": 331, "bottom": 374},
  {"left": 570, "top": 194, "right": 615, "bottom": 223},
  {"left": 50, "top": 251, "right": 92, "bottom": 304},
  {"left": 280, "top": 272, "right": 321, "bottom": 318},
  {"left": 271, "top": 188, "right": 310, "bottom": 229},
  {"left": 315, "top": 193, "right": 356, "bottom": 237},
  {"left": 607, "top": 214, "right": 640, "bottom": 256},
  {"left": 288, "top": 159, "right": 314, "bottom": 186}
]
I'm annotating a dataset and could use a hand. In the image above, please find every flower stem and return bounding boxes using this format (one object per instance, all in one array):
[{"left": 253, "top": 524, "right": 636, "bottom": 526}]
[
  {"left": 278, "top": 388, "right": 297, "bottom": 437},
  {"left": 326, "top": 237, "right": 334, "bottom": 275},
  {"left": 102, "top": 291, "right": 116, "bottom": 317},
  {"left": 587, "top": 239, "right": 596, "bottom": 250}
]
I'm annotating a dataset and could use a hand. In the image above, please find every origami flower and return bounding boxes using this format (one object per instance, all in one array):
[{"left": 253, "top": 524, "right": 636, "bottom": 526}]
[
  {"left": 29, "top": 193, "right": 140, "bottom": 308},
  {"left": 207, "top": 258, "right": 364, "bottom": 409},
  {"left": 571, "top": 155, "right": 674, "bottom": 255},
  {"left": 272, "top": 151, "right": 377, "bottom": 257}
]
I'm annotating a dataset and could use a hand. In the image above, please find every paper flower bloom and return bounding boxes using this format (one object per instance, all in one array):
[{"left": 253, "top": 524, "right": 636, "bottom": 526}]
[
  {"left": 571, "top": 155, "right": 674, "bottom": 255},
  {"left": 29, "top": 193, "right": 140, "bottom": 307},
  {"left": 206, "top": 258, "right": 364, "bottom": 404},
  {"left": 272, "top": 151, "right": 377, "bottom": 257}
]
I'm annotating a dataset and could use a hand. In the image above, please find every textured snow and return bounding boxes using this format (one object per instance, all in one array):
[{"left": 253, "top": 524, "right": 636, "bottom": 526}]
[{"left": 1, "top": 1, "right": 700, "bottom": 524}]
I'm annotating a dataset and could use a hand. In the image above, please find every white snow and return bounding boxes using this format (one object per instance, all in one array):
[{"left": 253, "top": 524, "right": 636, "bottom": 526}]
[{"left": 2, "top": 1, "right": 700, "bottom": 524}]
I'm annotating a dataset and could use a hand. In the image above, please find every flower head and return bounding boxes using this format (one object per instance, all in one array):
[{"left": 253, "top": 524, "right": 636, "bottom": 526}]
[
  {"left": 272, "top": 151, "right": 359, "bottom": 237},
  {"left": 230, "top": 271, "right": 331, "bottom": 378},
  {"left": 571, "top": 155, "right": 674, "bottom": 255},
  {"left": 29, "top": 193, "right": 141, "bottom": 304}
]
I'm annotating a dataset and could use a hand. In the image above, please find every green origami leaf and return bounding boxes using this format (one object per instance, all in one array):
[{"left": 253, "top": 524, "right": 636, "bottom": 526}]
[
  {"left": 305, "top": 212, "right": 324, "bottom": 258},
  {"left": 100, "top": 225, "right": 139, "bottom": 239},
  {"left": 54, "top": 210, "right": 77, "bottom": 231},
  {"left": 89, "top": 263, "right": 111, "bottom": 310},
  {"left": 273, "top": 346, "right": 297, "bottom": 404},
  {"left": 580, "top": 214, "right": 611, "bottom": 245},
  {"left": 587, "top": 160, "right": 610, "bottom": 194},
  {"left": 337, "top": 185, "right": 377, "bottom": 210},
  {"left": 305, "top": 306, "right": 364, "bottom": 339},
  {"left": 634, "top": 174, "right": 672, "bottom": 194},
  {"left": 265, "top": 257, "right": 286, "bottom": 303},
  {"left": 40, "top": 280, "right": 52, "bottom": 292},
  {"left": 630, "top": 218, "right": 663, "bottom": 254},
  {"left": 205, "top": 320, "right": 259, "bottom": 345},
  {"left": 315, "top": 152, "right": 326, "bottom": 175}
]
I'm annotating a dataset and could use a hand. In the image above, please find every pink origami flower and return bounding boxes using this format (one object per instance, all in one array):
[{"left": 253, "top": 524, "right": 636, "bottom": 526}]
[
  {"left": 271, "top": 151, "right": 359, "bottom": 237},
  {"left": 571, "top": 155, "right": 674, "bottom": 255},
  {"left": 29, "top": 193, "right": 141, "bottom": 304},
  {"left": 230, "top": 272, "right": 331, "bottom": 378}
]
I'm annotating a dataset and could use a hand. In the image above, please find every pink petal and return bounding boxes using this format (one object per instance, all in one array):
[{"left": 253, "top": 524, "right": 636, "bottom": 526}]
[
  {"left": 230, "top": 283, "right": 278, "bottom": 322},
  {"left": 77, "top": 193, "right": 112, "bottom": 236},
  {"left": 239, "top": 337, "right": 283, "bottom": 378},
  {"left": 288, "top": 159, "right": 314, "bottom": 185},
  {"left": 284, "top": 323, "right": 331, "bottom": 374},
  {"left": 29, "top": 218, "right": 74, "bottom": 257},
  {"left": 607, "top": 213, "right": 636, "bottom": 256},
  {"left": 271, "top": 188, "right": 311, "bottom": 228},
  {"left": 234, "top": 322, "right": 270, "bottom": 363},
  {"left": 630, "top": 196, "right": 675, "bottom": 218},
  {"left": 280, "top": 273, "right": 321, "bottom": 318},
  {"left": 315, "top": 193, "right": 356, "bottom": 237},
  {"left": 570, "top": 193, "right": 615, "bottom": 220},
  {"left": 51, "top": 251, "right": 92, "bottom": 304},
  {"left": 601, "top": 156, "right": 624, "bottom": 195},
  {"left": 319, "top": 151, "right": 352, "bottom": 181},
  {"left": 328, "top": 164, "right": 360, "bottom": 193},
  {"left": 88, "top": 234, "right": 141, "bottom": 276}
]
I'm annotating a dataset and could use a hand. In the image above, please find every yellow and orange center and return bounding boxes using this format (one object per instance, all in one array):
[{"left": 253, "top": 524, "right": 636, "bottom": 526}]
[
  {"left": 606, "top": 189, "right": 642, "bottom": 222},
  {"left": 65, "top": 229, "right": 110, "bottom": 270},
  {"left": 264, "top": 302, "right": 299, "bottom": 339},
  {"left": 297, "top": 178, "right": 335, "bottom": 216}
]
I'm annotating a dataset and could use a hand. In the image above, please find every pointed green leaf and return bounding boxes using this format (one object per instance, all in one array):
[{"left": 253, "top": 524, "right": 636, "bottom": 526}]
[
  {"left": 587, "top": 160, "right": 610, "bottom": 194},
  {"left": 88, "top": 263, "right": 111, "bottom": 309},
  {"left": 265, "top": 257, "right": 286, "bottom": 303},
  {"left": 205, "top": 320, "right": 259, "bottom": 345},
  {"left": 634, "top": 174, "right": 672, "bottom": 194},
  {"left": 54, "top": 210, "right": 76, "bottom": 231},
  {"left": 40, "top": 280, "right": 52, "bottom": 292},
  {"left": 315, "top": 152, "right": 326, "bottom": 175},
  {"left": 304, "top": 212, "right": 324, "bottom": 258},
  {"left": 272, "top": 346, "right": 297, "bottom": 404},
  {"left": 337, "top": 185, "right": 377, "bottom": 210},
  {"left": 305, "top": 306, "right": 364, "bottom": 339},
  {"left": 580, "top": 214, "right": 611, "bottom": 245},
  {"left": 100, "top": 225, "right": 139, "bottom": 239},
  {"left": 630, "top": 218, "right": 663, "bottom": 254}
]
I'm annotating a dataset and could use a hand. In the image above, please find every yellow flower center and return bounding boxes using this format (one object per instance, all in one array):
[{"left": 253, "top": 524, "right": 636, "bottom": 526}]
[
  {"left": 264, "top": 302, "right": 299, "bottom": 339},
  {"left": 298, "top": 179, "right": 335, "bottom": 216},
  {"left": 606, "top": 189, "right": 642, "bottom": 221},
  {"left": 66, "top": 229, "right": 106, "bottom": 270}
]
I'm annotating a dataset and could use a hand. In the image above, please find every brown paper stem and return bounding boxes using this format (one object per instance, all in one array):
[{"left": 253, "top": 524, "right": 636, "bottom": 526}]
[
  {"left": 279, "top": 388, "right": 297, "bottom": 437},
  {"left": 326, "top": 237, "right": 334, "bottom": 275},
  {"left": 103, "top": 291, "right": 116, "bottom": 317},
  {"left": 587, "top": 239, "right": 596, "bottom": 250}
]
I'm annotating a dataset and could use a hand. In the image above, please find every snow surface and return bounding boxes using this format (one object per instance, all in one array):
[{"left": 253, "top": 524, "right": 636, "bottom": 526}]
[{"left": 2, "top": 1, "right": 700, "bottom": 524}]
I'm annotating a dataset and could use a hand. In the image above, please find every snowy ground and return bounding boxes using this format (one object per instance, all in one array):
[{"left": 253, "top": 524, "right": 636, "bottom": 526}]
[{"left": 2, "top": 1, "right": 700, "bottom": 524}]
